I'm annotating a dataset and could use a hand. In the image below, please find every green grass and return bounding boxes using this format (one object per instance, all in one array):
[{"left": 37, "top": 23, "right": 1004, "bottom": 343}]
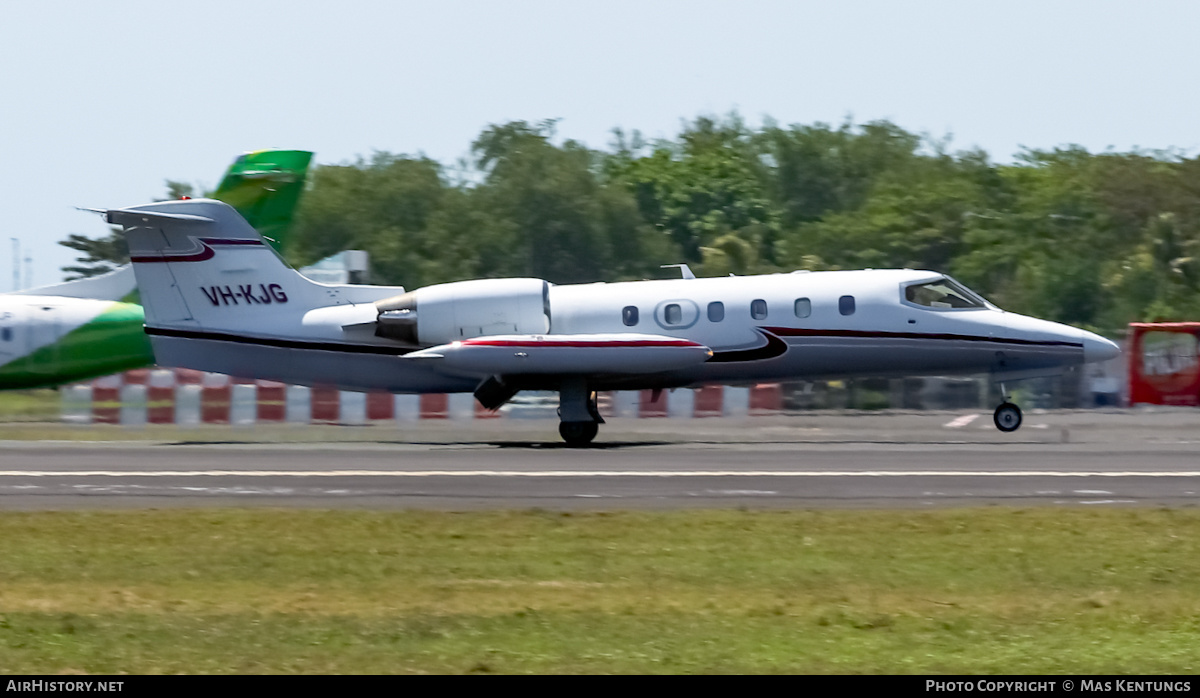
[
  {"left": 0, "top": 390, "right": 61, "bottom": 422},
  {"left": 1, "top": 508, "right": 1199, "bottom": 673}
]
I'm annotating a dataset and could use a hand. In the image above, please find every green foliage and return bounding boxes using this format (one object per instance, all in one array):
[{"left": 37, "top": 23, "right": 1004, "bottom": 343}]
[
  {"left": 59, "top": 230, "right": 128, "bottom": 280},
  {"left": 289, "top": 153, "right": 456, "bottom": 289},
  {"left": 62, "top": 116, "right": 1200, "bottom": 331},
  {"left": 470, "top": 120, "right": 670, "bottom": 283},
  {"left": 607, "top": 115, "right": 778, "bottom": 274}
]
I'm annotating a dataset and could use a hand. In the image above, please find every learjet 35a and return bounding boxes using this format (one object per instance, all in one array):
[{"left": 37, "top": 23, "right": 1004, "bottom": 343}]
[{"left": 101, "top": 198, "right": 1120, "bottom": 445}]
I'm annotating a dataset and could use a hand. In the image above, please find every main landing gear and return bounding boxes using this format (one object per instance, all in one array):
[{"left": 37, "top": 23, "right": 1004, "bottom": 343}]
[
  {"left": 559, "top": 420, "right": 599, "bottom": 446},
  {"left": 992, "top": 382, "right": 1023, "bottom": 432},
  {"left": 558, "top": 378, "right": 604, "bottom": 447}
]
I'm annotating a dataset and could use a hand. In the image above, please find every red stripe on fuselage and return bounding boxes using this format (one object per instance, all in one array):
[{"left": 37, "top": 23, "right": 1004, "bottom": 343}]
[
  {"left": 129, "top": 238, "right": 263, "bottom": 264},
  {"left": 460, "top": 339, "right": 703, "bottom": 349}
]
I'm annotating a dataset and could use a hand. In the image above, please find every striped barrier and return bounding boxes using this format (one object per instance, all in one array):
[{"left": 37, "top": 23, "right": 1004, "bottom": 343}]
[{"left": 61, "top": 370, "right": 783, "bottom": 426}]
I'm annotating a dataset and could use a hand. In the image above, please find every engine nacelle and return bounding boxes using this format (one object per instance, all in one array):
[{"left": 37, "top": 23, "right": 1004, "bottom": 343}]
[{"left": 375, "top": 278, "right": 550, "bottom": 347}]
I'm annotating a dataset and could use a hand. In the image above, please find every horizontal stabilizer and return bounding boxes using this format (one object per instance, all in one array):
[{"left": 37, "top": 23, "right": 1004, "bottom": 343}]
[
  {"left": 103, "top": 209, "right": 215, "bottom": 227},
  {"left": 405, "top": 333, "right": 712, "bottom": 377}
]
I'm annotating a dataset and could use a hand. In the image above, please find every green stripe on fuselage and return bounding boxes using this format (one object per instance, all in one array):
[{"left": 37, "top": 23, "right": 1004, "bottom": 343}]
[{"left": 0, "top": 303, "right": 151, "bottom": 389}]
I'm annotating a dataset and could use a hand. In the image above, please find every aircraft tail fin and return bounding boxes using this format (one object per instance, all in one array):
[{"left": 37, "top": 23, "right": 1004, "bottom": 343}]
[
  {"left": 40, "top": 150, "right": 311, "bottom": 303},
  {"left": 211, "top": 150, "right": 313, "bottom": 253},
  {"left": 105, "top": 199, "right": 398, "bottom": 338}
]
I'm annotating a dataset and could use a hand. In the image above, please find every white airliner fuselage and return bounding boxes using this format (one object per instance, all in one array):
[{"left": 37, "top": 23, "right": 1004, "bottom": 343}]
[{"left": 105, "top": 199, "right": 1120, "bottom": 445}]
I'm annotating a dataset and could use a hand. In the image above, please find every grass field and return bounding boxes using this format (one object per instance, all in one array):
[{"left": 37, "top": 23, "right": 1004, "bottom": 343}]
[
  {"left": 1, "top": 508, "right": 1199, "bottom": 673},
  {"left": 0, "top": 390, "right": 60, "bottom": 422}
]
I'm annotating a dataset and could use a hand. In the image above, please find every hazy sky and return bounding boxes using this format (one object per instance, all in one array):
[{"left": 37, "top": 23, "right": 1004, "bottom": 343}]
[{"left": 3, "top": 0, "right": 1198, "bottom": 286}]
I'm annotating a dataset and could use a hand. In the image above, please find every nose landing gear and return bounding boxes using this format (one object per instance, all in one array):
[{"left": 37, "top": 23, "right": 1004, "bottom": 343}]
[
  {"left": 993, "top": 402, "right": 1023, "bottom": 432},
  {"left": 992, "top": 382, "right": 1023, "bottom": 432}
]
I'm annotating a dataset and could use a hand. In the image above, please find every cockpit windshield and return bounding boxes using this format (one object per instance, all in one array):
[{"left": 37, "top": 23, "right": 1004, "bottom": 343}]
[{"left": 904, "top": 277, "right": 988, "bottom": 309}]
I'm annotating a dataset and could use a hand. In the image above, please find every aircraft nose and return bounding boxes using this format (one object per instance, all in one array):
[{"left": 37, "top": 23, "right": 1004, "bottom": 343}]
[{"left": 1081, "top": 330, "right": 1120, "bottom": 363}]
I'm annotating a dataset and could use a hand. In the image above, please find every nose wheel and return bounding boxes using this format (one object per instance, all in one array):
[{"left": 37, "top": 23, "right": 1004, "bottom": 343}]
[{"left": 993, "top": 402, "right": 1022, "bottom": 432}]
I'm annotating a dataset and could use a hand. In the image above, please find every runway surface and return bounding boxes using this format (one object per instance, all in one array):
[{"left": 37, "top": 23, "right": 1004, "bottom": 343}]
[{"left": 1, "top": 410, "right": 1198, "bottom": 510}]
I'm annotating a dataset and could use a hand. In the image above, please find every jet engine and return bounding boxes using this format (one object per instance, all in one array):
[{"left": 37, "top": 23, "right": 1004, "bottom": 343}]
[{"left": 374, "top": 278, "right": 550, "bottom": 347}]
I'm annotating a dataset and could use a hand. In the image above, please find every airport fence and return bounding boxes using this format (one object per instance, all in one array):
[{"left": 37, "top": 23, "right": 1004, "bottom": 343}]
[{"left": 59, "top": 369, "right": 786, "bottom": 426}]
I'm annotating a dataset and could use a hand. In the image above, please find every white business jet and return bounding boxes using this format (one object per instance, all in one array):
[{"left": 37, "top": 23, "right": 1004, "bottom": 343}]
[{"left": 99, "top": 198, "right": 1120, "bottom": 445}]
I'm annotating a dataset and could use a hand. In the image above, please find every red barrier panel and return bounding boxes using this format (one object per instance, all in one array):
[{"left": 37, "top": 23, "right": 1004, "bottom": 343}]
[
  {"left": 256, "top": 381, "right": 287, "bottom": 422},
  {"left": 200, "top": 373, "right": 231, "bottom": 424},
  {"left": 693, "top": 385, "right": 724, "bottom": 417},
  {"left": 366, "top": 392, "right": 394, "bottom": 421},
  {"left": 175, "top": 369, "right": 204, "bottom": 385},
  {"left": 639, "top": 389, "right": 668, "bottom": 418},
  {"left": 749, "top": 384, "right": 782, "bottom": 414},
  {"left": 420, "top": 393, "right": 448, "bottom": 419},
  {"left": 92, "top": 375, "right": 122, "bottom": 425},
  {"left": 146, "top": 375, "right": 174, "bottom": 425},
  {"left": 122, "top": 369, "right": 149, "bottom": 385},
  {"left": 310, "top": 386, "right": 340, "bottom": 423},
  {"left": 146, "top": 388, "right": 174, "bottom": 423}
]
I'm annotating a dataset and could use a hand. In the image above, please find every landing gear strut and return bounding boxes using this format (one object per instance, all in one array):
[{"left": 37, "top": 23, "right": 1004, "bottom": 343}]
[
  {"left": 992, "top": 382, "right": 1023, "bottom": 432},
  {"left": 558, "top": 378, "right": 603, "bottom": 447}
]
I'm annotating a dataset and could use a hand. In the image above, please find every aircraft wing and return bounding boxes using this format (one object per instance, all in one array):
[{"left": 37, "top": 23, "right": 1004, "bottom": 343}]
[{"left": 404, "top": 333, "right": 713, "bottom": 376}]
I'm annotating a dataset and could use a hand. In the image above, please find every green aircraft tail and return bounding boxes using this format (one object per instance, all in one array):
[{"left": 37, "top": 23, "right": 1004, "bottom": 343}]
[{"left": 212, "top": 150, "right": 313, "bottom": 253}]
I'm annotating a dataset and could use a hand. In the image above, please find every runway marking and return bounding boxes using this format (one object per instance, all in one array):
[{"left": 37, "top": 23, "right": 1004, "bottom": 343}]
[
  {"left": 944, "top": 414, "right": 980, "bottom": 428},
  {"left": 1, "top": 470, "right": 1199, "bottom": 478}
]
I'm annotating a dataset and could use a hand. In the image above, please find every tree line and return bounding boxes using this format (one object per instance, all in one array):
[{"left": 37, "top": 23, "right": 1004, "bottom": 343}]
[{"left": 69, "top": 116, "right": 1200, "bottom": 334}]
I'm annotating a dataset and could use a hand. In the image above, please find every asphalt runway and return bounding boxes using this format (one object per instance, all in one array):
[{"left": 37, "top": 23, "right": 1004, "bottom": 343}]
[{"left": 1, "top": 409, "right": 1198, "bottom": 510}]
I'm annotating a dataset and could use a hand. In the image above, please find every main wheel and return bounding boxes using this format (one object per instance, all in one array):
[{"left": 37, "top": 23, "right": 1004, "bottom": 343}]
[
  {"left": 993, "top": 402, "right": 1022, "bottom": 432},
  {"left": 559, "top": 421, "right": 599, "bottom": 447}
]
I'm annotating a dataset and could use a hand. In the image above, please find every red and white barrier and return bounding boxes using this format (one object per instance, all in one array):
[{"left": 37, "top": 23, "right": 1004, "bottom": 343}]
[{"left": 61, "top": 370, "right": 783, "bottom": 426}]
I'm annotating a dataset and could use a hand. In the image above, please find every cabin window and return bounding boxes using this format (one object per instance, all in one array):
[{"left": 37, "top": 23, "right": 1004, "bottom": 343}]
[
  {"left": 904, "top": 278, "right": 986, "bottom": 309},
  {"left": 664, "top": 303, "right": 683, "bottom": 325},
  {"left": 622, "top": 306, "right": 639, "bottom": 326},
  {"left": 750, "top": 299, "right": 768, "bottom": 320},
  {"left": 0, "top": 328, "right": 9, "bottom": 342},
  {"left": 707, "top": 301, "right": 724, "bottom": 322},
  {"left": 839, "top": 295, "right": 856, "bottom": 316},
  {"left": 794, "top": 298, "right": 811, "bottom": 318}
]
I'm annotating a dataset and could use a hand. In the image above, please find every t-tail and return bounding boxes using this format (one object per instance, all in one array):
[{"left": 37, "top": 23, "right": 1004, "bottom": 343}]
[
  {"left": 103, "top": 198, "right": 408, "bottom": 385},
  {"left": 19, "top": 150, "right": 313, "bottom": 305}
]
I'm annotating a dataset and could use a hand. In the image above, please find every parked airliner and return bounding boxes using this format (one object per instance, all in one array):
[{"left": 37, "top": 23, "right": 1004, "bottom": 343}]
[{"left": 102, "top": 198, "right": 1120, "bottom": 445}]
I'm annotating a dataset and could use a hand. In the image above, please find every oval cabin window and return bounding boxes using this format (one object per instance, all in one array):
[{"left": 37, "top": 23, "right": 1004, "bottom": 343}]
[
  {"left": 794, "top": 298, "right": 811, "bottom": 318},
  {"left": 622, "top": 306, "right": 639, "bottom": 326},
  {"left": 751, "top": 299, "right": 768, "bottom": 320},
  {"left": 707, "top": 301, "right": 724, "bottom": 322}
]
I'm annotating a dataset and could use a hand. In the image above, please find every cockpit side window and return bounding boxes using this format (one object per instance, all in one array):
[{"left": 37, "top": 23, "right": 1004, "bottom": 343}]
[{"left": 904, "top": 278, "right": 986, "bottom": 309}]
